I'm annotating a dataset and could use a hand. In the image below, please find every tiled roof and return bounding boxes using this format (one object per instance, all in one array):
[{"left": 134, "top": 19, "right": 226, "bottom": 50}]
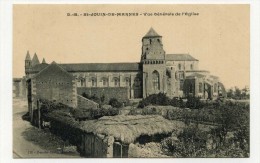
[
  {"left": 186, "top": 72, "right": 206, "bottom": 78},
  {"left": 60, "top": 63, "right": 141, "bottom": 72},
  {"left": 210, "top": 75, "right": 219, "bottom": 79},
  {"left": 30, "top": 62, "right": 141, "bottom": 73},
  {"left": 143, "top": 28, "right": 161, "bottom": 38},
  {"left": 166, "top": 54, "right": 198, "bottom": 61}
]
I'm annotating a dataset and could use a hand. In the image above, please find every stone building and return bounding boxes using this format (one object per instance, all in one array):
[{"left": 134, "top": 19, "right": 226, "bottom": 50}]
[
  {"left": 13, "top": 77, "right": 26, "bottom": 98},
  {"left": 24, "top": 28, "right": 225, "bottom": 105},
  {"left": 26, "top": 62, "right": 78, "bottom": 118}
]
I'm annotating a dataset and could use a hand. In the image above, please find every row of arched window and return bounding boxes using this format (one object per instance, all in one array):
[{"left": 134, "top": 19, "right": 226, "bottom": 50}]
[
  {"left": 77, "top": 77, "right": 141, "bottom": 87},
  {"left": 178, "top": 63, "right": 194, "bottom": 70},
  {"left": 143, "top": 60, "right": 164, "bottom": 64}
]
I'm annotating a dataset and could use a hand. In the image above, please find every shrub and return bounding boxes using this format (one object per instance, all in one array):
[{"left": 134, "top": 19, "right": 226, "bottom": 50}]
[
  {"left": 90, "top": 107, "right": 119, "bottom": 119},
  {"left": 138, "top": 93, "right": 171, "bottom": 108},
  {"left": 81, "top": 93, "right": 100, "bottom": 104},
  {"left": 169, "top": 97, "right": 186, "bottom": 108},
  {"left": 109, "top": 98, "right": 123, "bottom": 108},
  {"left": 161, "top": 126, "right": 208, "bottom": 157},
  {"left": 186, "top": 96, "right": 204, "bottom": 109},
  {"left": 82, "top": 92, "right": 90, "bottom": 99}
]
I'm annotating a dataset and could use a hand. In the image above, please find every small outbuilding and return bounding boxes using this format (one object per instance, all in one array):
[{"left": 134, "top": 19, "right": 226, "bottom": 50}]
[{"left": 79, "top": 115, "right": 182, "bottom": 157}]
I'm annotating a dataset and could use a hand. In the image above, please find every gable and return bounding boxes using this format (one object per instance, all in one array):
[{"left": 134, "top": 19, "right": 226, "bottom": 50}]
[{"left": 34, "top": 63, "right": 73, "bottom": 81}]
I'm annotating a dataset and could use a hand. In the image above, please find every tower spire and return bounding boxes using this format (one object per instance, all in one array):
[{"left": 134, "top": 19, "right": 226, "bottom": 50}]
[
  {"left": 42, "top": 58, "right": 46, "bottom": 64},
  {"left": 31, "top": 52, "right": 40, "bottom": 66},
  {"left": 25, "top": 50, "right": 31, "bottom": 60}
]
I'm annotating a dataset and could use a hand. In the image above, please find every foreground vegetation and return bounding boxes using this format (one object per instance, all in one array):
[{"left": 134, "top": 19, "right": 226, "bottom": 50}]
[
  {"left": 24, "top": 92, "right": 249, "bottom": 158},
  {"left": 133, "top": 93, "right": 250, "bottom": 157}
]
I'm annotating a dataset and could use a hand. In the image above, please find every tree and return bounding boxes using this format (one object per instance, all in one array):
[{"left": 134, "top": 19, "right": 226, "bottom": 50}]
[
  {"left": 234, "top": 87, "right": 241, "bottom": 100},
  {"left": 226, "top": 88, "right": 234, "bottom": 99}
]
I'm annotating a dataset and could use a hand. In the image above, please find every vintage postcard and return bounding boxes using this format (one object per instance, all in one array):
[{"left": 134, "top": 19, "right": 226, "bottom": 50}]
[{"left": 12, "top": 4, "right": 250, "bottom": 159}]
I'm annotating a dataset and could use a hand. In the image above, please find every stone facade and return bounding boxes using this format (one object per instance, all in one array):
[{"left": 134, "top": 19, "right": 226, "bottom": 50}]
[
  {"left": 77, "top": 87, "right": 129, "bottom": 104},
  {"left": 24, "top": 28, "right": 225, "bottom": 102},
  {"left": 13, "top": 77, "right": 26, "bottom": 98},
  {"left": 27, "top": 62, "right": 77, "bottom": 118}
]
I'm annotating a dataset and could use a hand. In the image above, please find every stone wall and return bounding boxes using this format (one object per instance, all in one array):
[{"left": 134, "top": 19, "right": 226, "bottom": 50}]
[
  {"left": 113, "top": 142, "right": 129, "bottom": 158},
  {"left": 13, "top": 77, "right": 27, "bottom": 98},
  {"left": 79, "top": 133, "right": 114, "bottom": 158},
  {"left": 77, "top": 87, "right": 129, "bottom": 104},
  {"left": 34, "top": 63, "right": 77, "bottom": 108},
  {"left": 77, "top": 95, "right": 98, "bottom": 109}
]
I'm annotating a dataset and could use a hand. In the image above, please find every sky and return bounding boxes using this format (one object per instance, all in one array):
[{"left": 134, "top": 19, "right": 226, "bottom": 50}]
[{"left": 13, "top": 4, "right": 249, "bottom": 89}]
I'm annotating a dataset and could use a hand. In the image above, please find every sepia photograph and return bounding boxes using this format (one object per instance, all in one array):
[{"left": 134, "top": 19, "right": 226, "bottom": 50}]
[{"left": 12, "top": 4, "right": 250, "bottom": 158}]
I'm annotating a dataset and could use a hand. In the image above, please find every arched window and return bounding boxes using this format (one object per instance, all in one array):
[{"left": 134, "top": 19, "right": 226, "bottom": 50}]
[
  {"left": 199, "top": 83, "right": 203, "bottom": 93},
  {"left": 190, "top": 64, "right": 193, "bottom": 70},
  {"left": 134, "top": 77, "right": 140, "bottom": 87},
  {"left": 113, "top": 77, "right": 119, "bottom": 87},
  {"left": 91, "top": 77, "right": 96, "bottom": 87},
  {"left": 214, "top": 83, "right": 218, "bottom": 92},
  {"left": 178, "top": 63, "right": 182, "bottom": 70},
  {"left": 125, "top": 77, "right": 130, "bottom": 87},
  {"left": 152, "top": 71, "right": 160, "bottom": 91},
  {"left": 80, "top": 78, "right": 85, "bottom": 87},
  {"left": 101, "top": 77, "right": 108, "bottom": 87}
]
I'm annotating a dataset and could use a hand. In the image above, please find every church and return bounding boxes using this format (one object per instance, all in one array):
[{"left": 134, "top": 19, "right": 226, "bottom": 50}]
[{"left": 24, "top": 28, "right": 226, "bottom": 107}]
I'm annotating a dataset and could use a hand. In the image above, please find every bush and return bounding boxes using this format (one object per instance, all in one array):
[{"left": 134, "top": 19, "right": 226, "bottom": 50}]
[
  {"left": 138, "top": 93, "right": 171, "bottom": 108},
  {"left": 22, "top": 112, "right": 30, "bottom": 121},
  {"left": 161, "top": 124, "right": 249, "bottom": 158},
  {"left": 169, "top": 97, "right": 186, "bottom": 108},
  {"left": 138, "top": 93, "right": 187, "bottom": 108},
  {"left": 81, "top": 93, "right": 100, "bottom": 104},
  {"left": 109, "top": 98, "right": 123, "bottom": 108},
  {"left": 90, "top": 107, "right": 119, "bottom": 119},
  {"left": 161, "top": 126, "right": 208, "bottom": 157},
  {"left": 186, "top": 96, "right": 204, "bottom": 109}
]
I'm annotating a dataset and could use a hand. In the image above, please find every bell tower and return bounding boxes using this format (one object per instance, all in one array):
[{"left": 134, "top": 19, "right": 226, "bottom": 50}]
[
  {"left": 141, "top": 28, "right": 167, "bottom": 98},
  {"left": 141, "top": 27, "right": 165, "bottom": 62},
  {"left": 25, "top": 50, "right": 31, "bottom": 77}
]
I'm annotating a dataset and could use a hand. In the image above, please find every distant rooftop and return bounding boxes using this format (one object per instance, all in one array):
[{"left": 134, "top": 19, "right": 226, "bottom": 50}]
[{"left": 166, "top": 54, "right": 198, "bottom": 61}]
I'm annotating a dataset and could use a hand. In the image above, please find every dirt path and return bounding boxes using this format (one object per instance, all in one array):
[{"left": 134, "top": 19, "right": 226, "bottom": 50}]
[{"left": 13, "top": 98, "right": 80, "bottom": 158}]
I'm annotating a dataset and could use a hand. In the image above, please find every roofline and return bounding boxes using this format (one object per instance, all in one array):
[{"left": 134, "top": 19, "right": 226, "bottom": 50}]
[
  {"left": 166, "top": 59, "right": 199, "bottom": 61},
  {"left": 31, "top": 62, "right": 74, "bottom": 79},
  {"left": 59, "top": 62, "right": 140, "bottom": 65},
  {"left": 30, "top": 69, "right": 141, "bottom": 73},
  {"left": 142, "top": 35, "right": 162, "bottom": 38},
  {"left": 186, "top": 70, "right": 210, "bottom": 73},
  {"left": 166, "top": 54, "right": 199, "bottom": 61},
  {"left": 66, "top": 70, "right": 141, "bottom": 73}
]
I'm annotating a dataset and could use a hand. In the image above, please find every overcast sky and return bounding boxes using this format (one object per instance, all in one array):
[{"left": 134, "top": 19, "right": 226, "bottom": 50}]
[{"left": 13, "top": 4, "right": 249, "bottom": 89}]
